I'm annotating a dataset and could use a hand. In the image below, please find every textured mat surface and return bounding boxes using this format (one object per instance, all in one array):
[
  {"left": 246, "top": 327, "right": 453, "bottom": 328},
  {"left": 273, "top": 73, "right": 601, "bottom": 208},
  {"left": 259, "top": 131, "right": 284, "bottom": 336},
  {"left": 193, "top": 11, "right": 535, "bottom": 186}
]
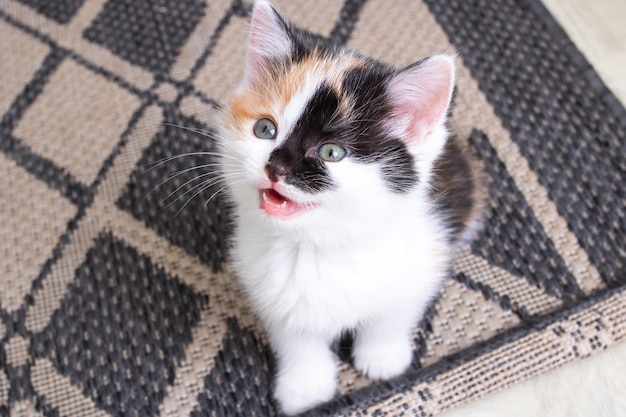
[{"left": 1, "top": 0, "right": 625, "bottom": 416}]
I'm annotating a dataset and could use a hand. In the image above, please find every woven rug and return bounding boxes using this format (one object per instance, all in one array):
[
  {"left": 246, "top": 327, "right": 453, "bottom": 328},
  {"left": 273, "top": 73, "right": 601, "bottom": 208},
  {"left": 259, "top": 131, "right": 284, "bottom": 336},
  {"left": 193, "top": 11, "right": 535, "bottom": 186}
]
[{"left": 1, "top": 0, "right": 625, "bottom": 416}]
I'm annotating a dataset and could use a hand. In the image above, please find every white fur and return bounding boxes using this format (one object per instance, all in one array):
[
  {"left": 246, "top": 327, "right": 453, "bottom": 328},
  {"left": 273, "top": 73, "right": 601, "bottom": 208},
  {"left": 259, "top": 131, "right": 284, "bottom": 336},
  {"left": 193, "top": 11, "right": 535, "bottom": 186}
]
[
  {"left": 224, "top": 158, "right": 451, "bottom": 414},
  {"left": 219, "top": 3, "right": 458, "bottom": 414},
  {"left": 386, "top": 55, "right": 456, "bottom": 186},
  {"left": 220, "top": 116, "right": 453, "bottom": 415}
]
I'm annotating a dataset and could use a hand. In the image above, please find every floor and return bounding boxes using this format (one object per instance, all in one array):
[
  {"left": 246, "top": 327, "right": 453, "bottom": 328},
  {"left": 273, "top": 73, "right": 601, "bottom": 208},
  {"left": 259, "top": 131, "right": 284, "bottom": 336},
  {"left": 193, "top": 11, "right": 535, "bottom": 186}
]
[
  {"left": 440, "top": 1, "right": 626, "bottom": 416},
  {"left": 542, "top": 0, "right": 626, "bottom": 105}
]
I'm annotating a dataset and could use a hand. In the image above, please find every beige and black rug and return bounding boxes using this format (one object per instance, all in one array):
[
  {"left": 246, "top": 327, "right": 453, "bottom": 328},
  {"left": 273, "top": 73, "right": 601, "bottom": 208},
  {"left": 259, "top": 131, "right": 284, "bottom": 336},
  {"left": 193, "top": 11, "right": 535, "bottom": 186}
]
[{"left": 1, "top": 0, "right": 625, "bottom": 416}]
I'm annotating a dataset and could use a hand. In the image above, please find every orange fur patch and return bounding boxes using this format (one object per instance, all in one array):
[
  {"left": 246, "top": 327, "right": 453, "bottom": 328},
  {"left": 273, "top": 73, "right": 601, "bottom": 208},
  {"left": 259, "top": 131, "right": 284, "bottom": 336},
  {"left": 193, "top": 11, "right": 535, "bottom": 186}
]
[{"left": 225, "top": 50, "right": 365, "bottom": 137}]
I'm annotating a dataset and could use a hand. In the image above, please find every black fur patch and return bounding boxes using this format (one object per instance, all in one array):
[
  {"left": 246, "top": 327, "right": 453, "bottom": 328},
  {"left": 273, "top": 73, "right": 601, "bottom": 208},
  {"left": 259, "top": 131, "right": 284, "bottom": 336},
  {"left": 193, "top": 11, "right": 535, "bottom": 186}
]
[
  {"left": 268, "top": 64, "right": 420, "bottom": 195},
  {"left": 263, "top": 15, "right": 420, "bottom": 195},
  {"left": 431, "top": 138, "right": 476, "bottom": 239},
  {"left": 267, "top": 84, "right": 339, "bottom": 193},
  {"left": 341, "top": 65, "right": 419, "bottom": 193}
]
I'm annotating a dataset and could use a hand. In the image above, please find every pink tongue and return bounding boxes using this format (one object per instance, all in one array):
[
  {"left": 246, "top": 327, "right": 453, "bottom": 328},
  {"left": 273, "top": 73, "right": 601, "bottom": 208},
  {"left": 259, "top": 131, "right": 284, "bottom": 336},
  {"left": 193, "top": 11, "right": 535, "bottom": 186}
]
[{"left": 260, "top": 189, "right": 296, "bottom": 217}]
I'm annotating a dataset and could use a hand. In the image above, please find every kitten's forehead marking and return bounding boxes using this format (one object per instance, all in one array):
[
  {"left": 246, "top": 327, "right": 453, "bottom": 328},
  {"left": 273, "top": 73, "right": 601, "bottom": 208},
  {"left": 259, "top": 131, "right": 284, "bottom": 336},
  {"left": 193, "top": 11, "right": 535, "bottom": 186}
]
[
  {"left": 278, "top": 55, "right": 363, "bottom": 139},
  {"left": 276, "top": 73, "right": 322, "bottom": 145},
  {"left": 227, "top": 51, "right": 364, "bottom": 137}
]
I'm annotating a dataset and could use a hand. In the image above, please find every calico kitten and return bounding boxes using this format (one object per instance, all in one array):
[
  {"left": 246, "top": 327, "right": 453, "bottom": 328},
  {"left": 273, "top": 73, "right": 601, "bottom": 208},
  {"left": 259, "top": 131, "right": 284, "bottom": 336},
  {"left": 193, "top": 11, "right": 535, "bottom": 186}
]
[{"left": 217, "top": 1, "right": 485, "bottom": 414}]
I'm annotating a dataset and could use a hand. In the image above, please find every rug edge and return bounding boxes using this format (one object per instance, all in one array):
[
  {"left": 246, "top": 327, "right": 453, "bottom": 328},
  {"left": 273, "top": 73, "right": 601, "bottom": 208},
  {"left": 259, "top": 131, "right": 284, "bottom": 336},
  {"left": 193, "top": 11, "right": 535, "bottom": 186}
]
[{"left": 307, "top": 284, "right": 626, "bottom": 416}]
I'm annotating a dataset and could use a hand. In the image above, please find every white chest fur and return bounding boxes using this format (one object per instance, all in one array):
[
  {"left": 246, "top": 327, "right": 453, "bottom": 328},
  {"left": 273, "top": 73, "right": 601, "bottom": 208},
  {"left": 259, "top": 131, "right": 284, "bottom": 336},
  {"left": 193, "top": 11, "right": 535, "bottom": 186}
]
[{"left": 231, "top": 204, "right": 450, "bottom": 338}]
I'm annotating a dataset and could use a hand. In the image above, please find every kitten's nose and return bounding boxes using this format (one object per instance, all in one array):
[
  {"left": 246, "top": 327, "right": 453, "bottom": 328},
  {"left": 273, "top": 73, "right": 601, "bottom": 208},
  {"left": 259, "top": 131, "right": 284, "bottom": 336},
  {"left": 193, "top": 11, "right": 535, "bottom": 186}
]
[{"left": 265, "top": 163, "right": 287, "bottom": 183}]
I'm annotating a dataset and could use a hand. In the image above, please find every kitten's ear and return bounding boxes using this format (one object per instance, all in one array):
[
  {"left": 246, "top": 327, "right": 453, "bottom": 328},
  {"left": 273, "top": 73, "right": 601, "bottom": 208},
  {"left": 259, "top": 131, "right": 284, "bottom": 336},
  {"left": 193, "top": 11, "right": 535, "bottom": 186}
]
[
  {"left": 387, "top": 55, "right": 455, "bottom": 144},
  {"left": 243, "top": 1, "right": 292, "bottom": 86}
]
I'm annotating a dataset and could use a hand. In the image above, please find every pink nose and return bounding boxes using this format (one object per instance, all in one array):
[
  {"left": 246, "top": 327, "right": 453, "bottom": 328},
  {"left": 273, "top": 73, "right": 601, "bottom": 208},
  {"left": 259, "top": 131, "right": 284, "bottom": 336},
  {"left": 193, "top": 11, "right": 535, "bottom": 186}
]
[{"left": 265, "top": 163, "right": 287, "bottom": 183}]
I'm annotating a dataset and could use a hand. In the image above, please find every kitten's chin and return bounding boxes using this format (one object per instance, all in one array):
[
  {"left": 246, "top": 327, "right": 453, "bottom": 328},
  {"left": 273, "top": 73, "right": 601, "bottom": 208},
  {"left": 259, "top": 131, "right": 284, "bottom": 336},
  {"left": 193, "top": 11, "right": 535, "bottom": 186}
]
[{"left": 259, "top": 188, "right": 314, "bottom": 219}]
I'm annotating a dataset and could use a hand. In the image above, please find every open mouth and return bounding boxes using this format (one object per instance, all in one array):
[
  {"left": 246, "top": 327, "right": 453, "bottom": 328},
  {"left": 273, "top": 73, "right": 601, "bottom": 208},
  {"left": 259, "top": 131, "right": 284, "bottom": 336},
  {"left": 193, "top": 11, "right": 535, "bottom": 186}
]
[{"left": 259, "top": 188, "right": 312, "bottom": 218}]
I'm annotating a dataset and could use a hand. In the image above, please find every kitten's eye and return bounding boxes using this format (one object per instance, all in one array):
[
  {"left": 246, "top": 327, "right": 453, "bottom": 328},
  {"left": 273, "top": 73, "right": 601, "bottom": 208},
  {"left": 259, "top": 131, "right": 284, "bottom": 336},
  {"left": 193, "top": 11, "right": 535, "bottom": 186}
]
[
  {"left": 253, "top": 118, "right": 277, "bottom": 140},
  {"left": 317, "top": 143, "right": 347, "bottom": 162}
]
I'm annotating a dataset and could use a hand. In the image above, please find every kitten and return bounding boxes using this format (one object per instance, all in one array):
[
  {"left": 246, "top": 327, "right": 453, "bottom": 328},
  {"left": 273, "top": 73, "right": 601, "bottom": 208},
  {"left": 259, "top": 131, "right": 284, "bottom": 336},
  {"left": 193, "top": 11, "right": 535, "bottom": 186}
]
[{"left": 217, "top": 1, "right": 485, "bottom": 414}]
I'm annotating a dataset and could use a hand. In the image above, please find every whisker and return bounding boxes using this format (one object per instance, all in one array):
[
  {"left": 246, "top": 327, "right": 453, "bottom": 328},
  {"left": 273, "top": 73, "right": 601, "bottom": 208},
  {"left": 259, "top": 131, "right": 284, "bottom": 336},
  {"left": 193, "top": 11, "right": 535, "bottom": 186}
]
[
  {"left": 142, "top": 162, "right": 241, "bottom": 203},
  {"left": 203, "top": 179, "right": 247, "bottom": 208},
  {"left": 161, "top": 122, "right": 217, "bottom": 138},
  {"left": 164, "top": 162, "right": 240, "bottom": 179},
  {"left": 159, "top": 171, "right": 244, "bottom": 206},
  {"left": 173, "top": 176, "right": 239, "bottom": 218},
  {"left": 159, "top": 178, "right": 222, "bottom": 215},
  {"left": 157, "top": 172, "right": 220, "bottom": 205},
  {"left": 140, "top": 151, "right": 243, "bottom": 173}
]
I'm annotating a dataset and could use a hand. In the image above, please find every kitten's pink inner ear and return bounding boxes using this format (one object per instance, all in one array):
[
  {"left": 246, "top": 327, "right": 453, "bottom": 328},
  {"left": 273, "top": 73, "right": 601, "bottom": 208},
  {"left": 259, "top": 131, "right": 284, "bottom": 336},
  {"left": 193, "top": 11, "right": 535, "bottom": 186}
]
[
  {"left": 387, "top": 55, "right": 456, "bottom": 143},
  {"left": 244, "top": 1, "right": 291, "bottom": 85}
]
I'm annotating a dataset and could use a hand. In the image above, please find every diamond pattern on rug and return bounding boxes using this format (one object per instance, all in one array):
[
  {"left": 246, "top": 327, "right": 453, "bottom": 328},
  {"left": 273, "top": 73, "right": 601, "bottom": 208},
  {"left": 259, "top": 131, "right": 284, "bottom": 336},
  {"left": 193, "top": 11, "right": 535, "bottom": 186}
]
[
  {"left": 0, "top": 0, "right": 625, "bottom": 416},
  {"left": 30, "top": 358, "right": 112, "bottom": 417},
  {"left": 424, "top": 0, "right": 626, "bottom": 286},
  {"left": 422, "top": 278, "right": 521, "bottom": 366},
  {"left": 271, "top": 0, "right": 346, "bottom": 37},
  {"left": 0, "top": 154, "right": 76, "bottom": 312},
  {"left": 3, "top": 336, "right": 29, "bottom": 369},
  {"left": 454, "top": 248, "right": 563, "bottom": 318},
  {"left": 12, "top": 58, "right": 141, "bottom": 185},
  {"left": 0, "top": 20, "right": 50, "bottom": 118},
  {"left": 15, "top": 0, "right": 86, "bottom": 24},
  {"left": 193, "top": 14, "right": 248, "bottom": 106},
  {"left": 83, "top": 0, "right": 206, "bottom": 75},
  {"left": 117, "top": 112, "right": 231, "bottom": 271},
  {"left": 327, "top": 0, "right": 369, "bottom": 46},
  {"left": 31, "top": 232, "right": 205, "bottom": 417},
  {"left": 469, "top": 130, "right": 582, "bottom": 301},
  {"left": 190, "top": 319, "right": 275, "bottom": 417}
]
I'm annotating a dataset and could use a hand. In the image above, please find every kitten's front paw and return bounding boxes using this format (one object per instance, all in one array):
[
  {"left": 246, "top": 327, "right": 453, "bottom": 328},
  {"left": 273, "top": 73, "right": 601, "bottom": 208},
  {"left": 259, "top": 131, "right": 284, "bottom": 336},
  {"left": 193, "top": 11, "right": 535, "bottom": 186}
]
[
  {"left": 353, "top": 337, "right": 413, "bottom": 380},
  {"left": 274, "top": 363, "right": 337, "bottom": 415}
]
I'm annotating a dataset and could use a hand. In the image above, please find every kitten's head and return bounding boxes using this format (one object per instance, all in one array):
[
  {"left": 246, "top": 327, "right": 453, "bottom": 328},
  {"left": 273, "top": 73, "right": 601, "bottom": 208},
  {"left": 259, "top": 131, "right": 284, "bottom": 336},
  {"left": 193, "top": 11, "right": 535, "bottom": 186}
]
[{"left": 219, "top": 0, "right": 455, "bottom": 241}]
